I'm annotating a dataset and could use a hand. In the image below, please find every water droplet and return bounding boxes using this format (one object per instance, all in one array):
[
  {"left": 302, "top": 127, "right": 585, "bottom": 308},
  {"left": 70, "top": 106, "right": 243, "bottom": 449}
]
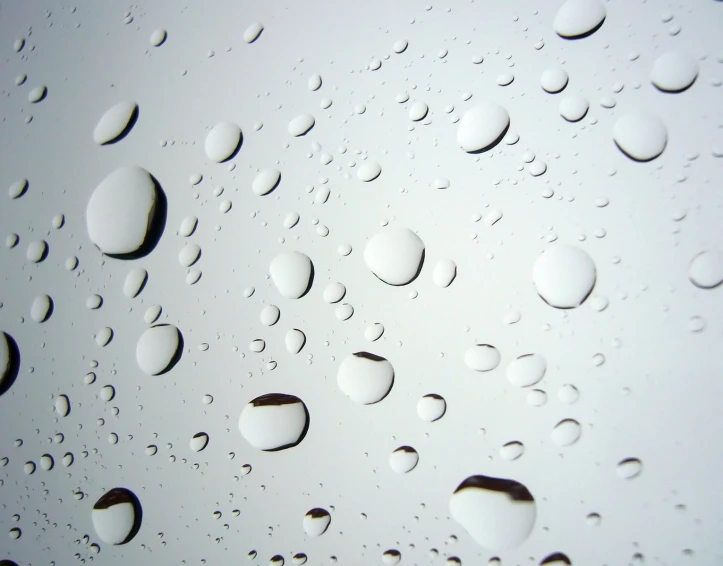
[
  {"left": 243, "top": 22, "right": 264, "bottom": 43},
  {"left": 144, "top": 304, "right": 162, "bottom": 324},
  {"left": 335, "top": 303, "right": 354, "bottom": 321},
  {"left": 205, "top": 122, "right": 242, "bottom": 162},
  {"left": 364, "top": 227, "right": 425, "bottom": 286},
  {"left": 26, "top": 240, "right": 48, "bottom": 263},
  {"left": 364, "top": 322, "right": 384, "bottom": 342},
  {"left": 506, "top": 354, "right": 546, "bottom": 387},
  {"left": 457, "top": 103, "right": 510, "bottom": 153},
  {"left": 260, "top": 305, "right": 280, "bottom": 326},
  {"left": 238, "top": 393, "right": 309, "bottom": 450},
  {"left": 409, "top": 101, "right": 429, "bottom": 121},
  {"left": 149, "top": 28, "right": 167, "bottom": 46},
  {"left": 30, "top": 294, "right": 52, "bottom": 323},
  {"left": 529, "top": 161, "right": 547, "bottom": 176},
  {"left": 269, "top": 251, "right": 313, "bottom": 299},
  {"left": 28, "top": 85, "right": 47, "bottom": 103},
  {"left": 417, "top": 394, "right": 446, "bottom": 421},
  {"left": 393, "top": 39, "right": 409, "bottom": 53},
  {"left": 249, "top": 338, "right": 266, "bottom": 353},
  {"left": 288, "top": 114, "right": 315, "bottom": 137},
  {"left": 613, "top": 112, "right": 667, "bottom": 161},
  {"left": 179, "top": 216, "right": 198, "bottom": 237},
  {"left": 688, "top": 315, "right": 706, "bottom": 333},
  {"left": 389, "top": 446, "right": 419, "bottom": 473},
  {"left": 178, "top": 243, "right": 201, "bottom": 267},
  {"left": 323, "top": 282, "right": 346, "bottom": 304},
  {"left": 382, "top": 550, "right": 402, "bottom": 565},
  {"left": 39, "top": 454, "right": 54, "bottom": 471},
  {"left": 533, "top": 245, "right": 596, "bottom": 308},
  {"left": 541, "top": 68, "right": 569, "bottom": 93},
  {"left": 650, "top": 52, "right": 698, "bottom": 92},
  {"left": 135, "top": 324, "right": 182, "bottom": 376},
  {"left": 8, "top": 179, "right": 28, "bottom": 199},
  {"left": 337, "top": 352, "right": 394, "bottom": 404},
  {"left": 551, "top": 419, "right": 581, "bottom": 446},
  {"left": 559, "top": 95, "right": 589, "bottom": 122},
  {"left": 190, "top": 432, "right": 209, "bottom": 452},
  {"left": 92, "top": 487, "right": 142, "bottom": 545},
  {"left": 688, "top": 250, "right": 723, "bottom": 289},
  {"left": 308, "top": 73, "right": 322, "bottom": 91},
  {"left": 496, "top": 73, "right": 514, "bottom": 86},
  {"left": 292, "top": 553, "right": 308, "bottom": 565},
  {"left": 500, "top": 441, "right": 525, "bottom": 461},
  {"left": 557, "top": 384, "right": 579, "bottom": 404},
  {"left": 123, "top": 267, "right": 148, "bottom": 298},
  {"left": 433, "top": 259, "right": 457, "bottom": 287},
  {"left": 86, "top": 166, "right": 161, "bottom": 256},
  {"left": 553, "top": 0, "right": 606, "bottom": 38},
  {"left": 285, "top": 329, "right": 306, "bottom": 354},
  {"left": 616, "top": 457, "right": 643, "bottom": 479},
  {"left": 95, "top": 327, "right": 113, "bottom": 347},
  {"left": 540, "top": 553, "right": 571, "bottom": 565},
  {"left": 464, "top": 344, "right": 501, "bottom": 372},
  {"left": 450, "top": 474, "right": 536, "bottom": 550},
  {"left": 252, "top": 169, "right": 281, "bottom": 196},
  {"left": 357, "top": 161, "right": 382, "bottom": 182},
  {"left": 303, "top": 508, "right": 331, "bottom": 536},
  {"left": 94, "top": 101, "right": 138, "bottom": 145},
  {"left": 100, "top": 385, "right": 115, "bottom": 402},
  {"left": 9, "top": 527, "right": 21, "bottom": 539}
]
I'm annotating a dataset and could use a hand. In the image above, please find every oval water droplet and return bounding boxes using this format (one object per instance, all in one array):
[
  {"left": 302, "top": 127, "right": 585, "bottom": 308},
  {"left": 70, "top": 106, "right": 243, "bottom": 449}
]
[
  {"left": 382, "top": 550, "right": 401, "bottom": 565},
  {"left": 91, "top": 488, "right": 142, "bottom": 545},
  {"left": 533, "top": 245, "right": 596, "bottom": 308},
  {"left": 55, "top": 394, "right": 70, "bottom": 417},
  {"left": 364, "top": 227, "right": 425, "bottom": 286},
  {"left": 364, "top": 322, "right": 384, "bottom": 342},
  {"left": 8, "top": 179, "right": 28, "bottom": 199},
  {"left": 303, "top": 508, "right": 331, "bottom": 537},
  {"left": 100, "top": 385, "right": 115, "bottom": 401},
  {"left": 450, "top": 474, "right": 536, "bottom": 550},
  {"left": 357, "top": 161, "right": 382, "bottom": 182},
  {"left": 559, "top": 95, "right": 589, "bottom": 122},
  {"left": 149, "top": 29, "right": 167, "bottom": 46},
  {"left": 123, "top": 267, "right": 147, "bottom": 298},
  {"left": 506, "top": 354, "right": 546, "bottom": 387},
  {"left": 650, "top": 52, "right": 698, "bottom": 93},
  {"left": 433, "top": 259, "right": 457, "bottom": 287},
  {"left": 243, "top": 22, "right": 264, "bottom": 43},
  {"left": 554, "top": 0, "right": 606, "bottom": 38},
  {"left": 28, "top": 85, "right": 47, "bottom": 103},
  {"left": 541, "top": 68, "right": 569, "bottom": 93},
  {"left": 269, "top": 251, "right": 313, "bottom": 299},
  {"left": 40, "top": 454, "right": 54, "bottom": 471},
  {"left": 95, "top": 327, "right": 113, "bottom": 347},
  {"left": 144, "top": 305, "right": 161, "bottom": 324},
  {"left": 288, "top": 114, "right": 315, "bottom": 137},
  {"left": 283, "top": 212, "right": 300, "bottom": 229},
  {"left": 205, "top": 122, "right": 242, "bottom": 163},
  {"left": 30, "top": 294, "right": 52, "bottom": 323},
  {"left": 551, "top": 419, "right": 581, "bottom": 446},
  {"left": 409, "top": 101, "right": 428, "bottom": 121},
  {"left": 252, "top": 169, "right": 281, "bottom": 196},
  {"left": 179, "top": 216, "right": 198, "bottom": 237},
  {"left": 93, "top": 101, "right": 138, "bottom": 145},
  {"left": 464, "top": 344, "right": 501, "bottom": 372},
  {"left": 500, "top": 441, "right": 525, "bottom": 461},
  {"left": 613, "top": 112, "right": 667, "bottom": 162},
  {"left": 393, "top": 39, "right": 408, "bottom": 53},
  {"left": 616, "top": 457, "right": 643, "bottom": 479},
  {"left": 389, "top": 446, "right": 419, "bottom": 473},
  {"left": 308, "top": 73, "right": 322, "bottom": 91},
  {"left": 136, "top": 324, "right": 182, "bottom": 375},
  {"left": 260, "top": 305, "right": 281, "bottom": 326},
  {"left": 337, "top": 352, "right": 394, "bottom": 404},
  {"left": 178, "top": 243, "right": 201, "bottom": 267},
  {"left": 26, "top": 240, "right": 47, "bottom": 262},
  {"left": 457, "top": 103, "right": 510, "bottom": 153},
  {"left": 238, "top": 393, "right": 309, "bottom": 451}
]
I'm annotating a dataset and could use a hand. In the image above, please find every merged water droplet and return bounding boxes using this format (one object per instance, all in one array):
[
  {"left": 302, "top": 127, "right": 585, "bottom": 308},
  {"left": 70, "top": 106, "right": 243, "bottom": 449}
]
[
  {"left": 553, "top": 0, "right": 606, "bottom": 38},
  {"left": 613, "top": 112, "right": 667, "bottom": 161},
  {"left": 450, "top": 475, "right": 536, "bottom": 550},
  {"left": 303, "top": 508, "right": 331, "bottom": 536},
  {"left": 91, "top": 487, "right": 142, "bottom": 545},
  {"left": 337, "top": 352, "right": 394, "bottom": 404},
  {"left": 464, "top": 344, "right": 501, "bottom": 372},
  {"left": 457, "top": 103, "right": 510, "bottom": 153},
  {"left": 205, "top": 122, "right": 242, "bottom": 162},
  {"left": 650, "top": 52, "right": 698, "bottom": 93},
  {"left": 269, "top": 251, "right": 313, "bottom": 299},
  {"left": 532, "top": 245, "right": 596, "bottom": 308},
  {"left": 389, "top": 446, "right": 419, "bottom": 473},
  {"left": 93, "top": 101, "right": 138, "bottom": 145},
  {"left": 238, "top": 393, "right": 309, "bottom": 451},
  {"left": 364, "top": 227, "right": 425, "bottom": 286},
  {"left": 135, "top": 324, "right": 182, "bottom": 375}
]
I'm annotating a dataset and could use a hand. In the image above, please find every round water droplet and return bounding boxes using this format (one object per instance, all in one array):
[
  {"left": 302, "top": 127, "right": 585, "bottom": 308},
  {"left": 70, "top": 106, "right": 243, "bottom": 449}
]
[
  {"left": 551, "top": 419, "right": 581, "bottom": 446},
  {"left": 433, "top": 177, "right": 450, "bottom": 190},
  {"left": 389, "top": 446, "right": 419, "bottom": 473},
  {"left": 55, "top": 394, "right": 70, "bottom": 417},
  {"left": 335, "top": 303, "right": 354, "bottom": 321},
  {"left": 457, "top": 103, "right": 510, "bottom": 153},
  {"left": 393, "top": 39, "right": 408, "bottom": 53},
  {"left": 269, "top": 251, "right": 313, "bottom": 299},
  {"left": 178, "top": 243, "right": 201, "bottom": 267},
  {"left": 8, "top": 179, "right": 28, "bottom": 199},
  {"left": 92, "top": 488, "right": 142, "bottom": 545},
  {"left": 559, "top": 95, "right": 589, "bottom": 122},
  {"left": 553, "top": 0, "right": 606, "bottom": 38},
  {"left": 243, "top": 22, "right": 264, "bottom": 43},
  {"left": 285, "top": 329, "right": 306, "bottom": 354},
  {"left": 308, "top": 73, "right": 322, "bottom": 91},
  {"left": 409, "top": 101, "right": 428, "bottom": 121},
  {"left": 688, "top": 250, "right": 723, "bottom": 289},
  {"left": 238, "top": 393, "right": 309, "bottom": 451},
  {"left": 417, "top": 394, "right": 446, "bottom": 421},
  {"left": 100, "top": 385, "right": 115, "bottom": 401},
  {"left": 252, "top": 169, "right": 281, "bottom": 196},
  {"left": 533, "top": 245, "right": 596, "bottom": 308},
  {"left": 24, "top": 461, "right": 35, "bottom": 474},
  {"left": 529, "top": 161, "right": 547, "bottom": 176},
  {"left": 541, "top": 68, "right": 569, "bottom": 93},
  {"left": 500, "top": 441, "right": 525, "bottom": 461},
  {"left": 613, "top": 112, "right": 667, "bottom": 162},
  {"left": 94, "top": 101, "right": 138, "bottom": 145},
  {"left": 260, "top": 305, "right": 280, "bottom": 326},
  {"left": 650, "top": 52, "right": 698, "bottom": 93},
  {"left": 123, "top": 267, "right": 148, "bottom": 298},
  {"left": 190, "top": 432, "right": 209, "bottom": 452},
  {"left": 464, "top": 344, "right": 501, "bottom": 372},
  {"left": 205, "top": 122, "right": 242, "bottom": 163},
  {"left": 40, "top": 454, "right": 54, "bottom": 471},
  {"left": 557, "top": 384, "right": 579, "bottom": 404},
  {"left": 136, "top": 324, "right": 182, "bottom": 376},
  {"left": 149, "top": 29, "right": 167, "bottom": 46},
  {"left": 357, "top": 161, "right": 382, "bottom": 182},
  {"left": 433, "top": 259, "right": 457, "bottom": 287},
  {"left": 364, "top": 322, "right": 384, "bottom": 342},
  {"left": 382, "top": 550, "right": 401, "bottom": 565},
  {"left": 26, "top": 240, "right": 48, "bottom": 262},
  {"left": 9, "top": 528, "right": 21, "bottom": 539},
  {"left": 303, "top": 508, "right": 331, "bottom": 536},
  {"left": 450, "top": 474, "right": 536, "bottom": 550},
  {"left": 364, "top": 227, "right": 425, "bottom": 286},
  {"left": 616, "top": 457, "right": 643, "bottom": 479},
  {"left": 337, "top": 352, "right": 394, "bottom": 405},
  {"left": 288, "top": 114, "right": 315, "bottom": 137},
  {"left": 506, "top": 354, "right": 546, "bottom": 387},
  {"left": 86, "top": 166, "right": 160, "bottom": 256},
  {"left": 30, "top": 294, "right": 52, "bottom": 323}
]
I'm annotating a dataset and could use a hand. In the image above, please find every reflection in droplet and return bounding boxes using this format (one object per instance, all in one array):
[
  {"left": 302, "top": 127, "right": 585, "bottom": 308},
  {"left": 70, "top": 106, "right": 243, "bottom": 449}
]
[{"left": 337, "top": 352, "right": 394, "bottom": 404}]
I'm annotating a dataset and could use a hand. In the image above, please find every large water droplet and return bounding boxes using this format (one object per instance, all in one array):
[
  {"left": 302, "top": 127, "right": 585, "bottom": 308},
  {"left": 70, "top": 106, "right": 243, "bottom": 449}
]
[
  {"left": 205, "top": 122, "right": 242, "bottom": 163},
  {"left": 238, "top": 393, "right": 309, "bottom": 451},
  {"left": 553, "top": 0, "right": 606, "bottom": 38},
  {"left": 409, "top": 101, "right": 429, "bottom": 121},
  {"left": 450, "top": 475, "right": 536, "bottom": 550},
  {"left": 303, "top": 508, "right": 331, "bottom": 536},
  {"left": 650, "top": 52, "right": 698, "bottom": 93},
  {"left": 689, "top": 250, "right": 723, "bottom": 289},
  {"left": 269, "top": 251, "right": 313, "bottom": 299},
  {"left": 506, "top": 354, "right": 546, "bottom": 387},
  {"left": 532, "top": 245, "right": 596, "bottom": 308},
  {"left": 337, "top": 352, "right": 394, "bottom": 404},
  {"left": 613, "top": 112, "right": 667, "bottom": 162},
  {"left": 93, "top": 101, "right": 138, "bottom": 145},
  {"left": 464, "top": 344, "right": 501, "bottom": 372},
  {"left": 457, "top": 103, "right": 510, "bottom": 153},
  {"left": 136, "top": 324, "right": 182, "bottom": 375},
  {"left": 86, "top": 166, "right": 162, "bottom": 256},
  {"left": 389, "top": 446, "right": 419, "bottom": 473},
  {"left": 364, "top": 227, "right": 425, "bottom": 286},
  {"left": 92, "top": 488, "right": 142, "bottom": 545}
]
